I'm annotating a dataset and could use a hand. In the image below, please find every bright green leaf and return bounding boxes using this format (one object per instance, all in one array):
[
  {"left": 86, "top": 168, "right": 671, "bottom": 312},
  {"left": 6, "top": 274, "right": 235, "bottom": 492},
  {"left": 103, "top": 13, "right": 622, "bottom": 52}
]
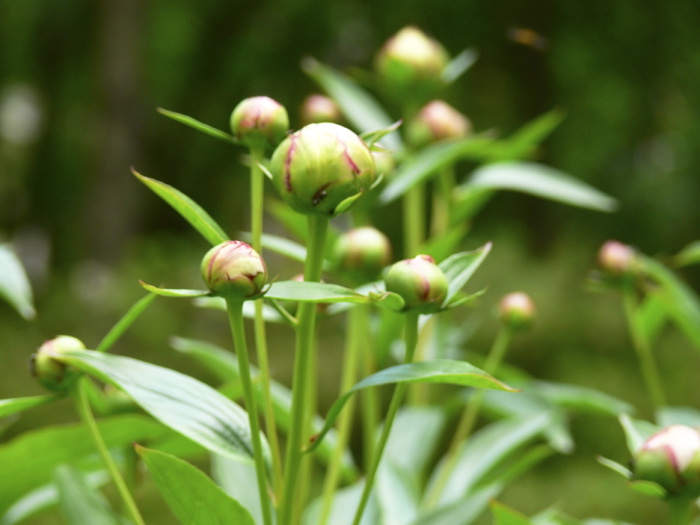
[
  {"left": 265, "top": 281, "right": 369, "bottom": 303},
  {"left": 157, "top": 108, "right": 237, "bottom": 144},
  {"left": 54, "top": 465, "right": 122, "bottom": 525},
  {"left": 490, "top": 501, "right": 534, "bottom": 525},
  {"left": 210, "top": 454, "right": 263, "bottom": 525},
  {"left": 0, "top": 395, "right": 58, "bottom": 419},
  {"left": 439, "top": 244, "right": 492, "bottom": 305},
  {"left": 0, "top": 244, "right": 35, "bottom": 320},
  {"left": 675, "top": 240, "right": 700, "bottom": 267},
  {"left": 360, "top": 120, "right": 403, "bottom": 148},
  {"left": 596, "top": 456, "right": 632, "bottom": 479},
  {"left": 420, "top": 226, "right": 469, "bottom": 263}
]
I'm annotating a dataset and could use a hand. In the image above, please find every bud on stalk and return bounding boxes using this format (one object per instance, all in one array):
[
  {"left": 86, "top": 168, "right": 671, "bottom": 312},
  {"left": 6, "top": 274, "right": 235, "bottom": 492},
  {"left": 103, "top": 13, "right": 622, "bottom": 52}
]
[
  {"left": 385, "top": 254, "right": 448, "bottom": 313},
  {"left": 407, "top": 100, "right": 472, "bottom": 148},
  {"left": 230, "top": 96, "right": 289, "bottom": 150},
  {"left": 498, "top": 292, "right": 535, "bottom": 331},
  {"left": 201, "top": 241, "right": 267, "bottom": 300},
  {"left": 30, "top": 335, "right": 85, "bottom": 391}
]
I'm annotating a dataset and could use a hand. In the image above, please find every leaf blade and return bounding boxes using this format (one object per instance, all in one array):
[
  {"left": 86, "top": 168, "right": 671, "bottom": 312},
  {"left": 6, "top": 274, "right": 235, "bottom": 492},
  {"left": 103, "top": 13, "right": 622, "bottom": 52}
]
[
  {"left": 0, "top": 243, "right": 35, "bottom": 320},
  {"left": 157, "top": 108, "right": 237, "bottom": 144}
]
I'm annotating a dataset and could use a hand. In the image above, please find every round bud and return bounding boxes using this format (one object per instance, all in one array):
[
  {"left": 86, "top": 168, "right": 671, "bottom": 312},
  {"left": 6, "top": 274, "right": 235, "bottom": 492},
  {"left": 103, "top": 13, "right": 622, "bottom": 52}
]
[
  {"left": 300, "top": 94, "right": 342, "bottom": 125},
  {"left": 407, "top": 100, "right": 472, "bottom": 148},
  {"left": 597, "top": 240, "right": 637, "bottom": 277},
  {"left": 498, "top": 292, "right": 536, "bottom": 330},
  {"left": 230, "top": 96, "right": 289, "bottom": 150},
  {"left": 334, "top": 227, "right": 392, "bottom": 280},
  {"left": 270, "top": 123, "right": 376, "bottom": 216},
  {"left": 30, "top": 335, "right": 85, "bottom": 391},
  {"left": 385, "top": 254, "right": 448, "bottom": 313},
  {"left": 201, "top": 241, "right": 267, "bottom": 300}
]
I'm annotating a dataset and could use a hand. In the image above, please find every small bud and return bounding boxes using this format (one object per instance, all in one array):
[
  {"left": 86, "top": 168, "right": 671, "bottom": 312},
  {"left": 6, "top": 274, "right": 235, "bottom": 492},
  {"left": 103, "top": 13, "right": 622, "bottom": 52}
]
[
  {"left": 334, "top": 227, "right": 392, "bottom": 280},
  {"left": 597, "top": 240, "right": 637, "bottom": 277},
  {"left": 30, "top": 335, "right": 85, "bottom": 391},
  {"left": 230, "top": 96, "right": 289, "bottom": 150},
  {"left": 498, "top": 292, "right": 536, "bottom": 330},
  {"left": 270, "top": 123, "right": 376, "bottom": 216},
  {"left": 201, "top": 241, "right": 267, "bottom": 300},
  {"left": 300, "top": 94, "right": 342, "bottom": 126},
  {"left": 407, "top": 100, "right": 471, "bottom": 148},
  {"left": 385, "top": 254, "right": 448, "bottom": 313},
  {"left": 633, "top": 425, "right": 700, "bottom": 496}
]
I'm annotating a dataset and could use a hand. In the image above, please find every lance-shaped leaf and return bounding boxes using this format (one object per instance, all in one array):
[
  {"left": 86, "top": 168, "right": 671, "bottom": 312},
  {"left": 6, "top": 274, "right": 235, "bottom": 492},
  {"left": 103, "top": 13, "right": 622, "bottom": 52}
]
[
  {"left": 0, "top": 395, "right": 58, "bottom": 419},
  {"left": 157, "top": 108, "right": 237, "bottom": 144},
  {"left": 0, "top": 243, "right": 35, "bottom": 320},
  {"left": 95, "top": 293, "right": 158, "bottom": 353},
  {"left": 619, "top": 414, "right": 660, "bottom": 454},
  {"left": 490, "top": 501, "right": 533, "bottom": 525},
  {"left": 136, "top": 446, "right": 256, "bottom": 525},
  {"left": 139, "top": 281, "right": 210, "bottom": 298},
  {"left": 440, "top": 243, "right": 492, "bottom": 305},
  {"left": 53, "top": 465, "right": 123, "bottom": 525},
  {"left": 132, "top": 169, "right": 228, "bottom": 246},
  {"left": 360, "top": 121, "right": 403, "bottom": 148},
  {"left": 306, "top": 360, "right": 517, "bottom": 452},
  {"left": 53, "top": 349, "right": 271, "bottom": 470},
  {"left": 675, "top": 240, "right": 700, "bottom": 267},
  {"left": 442, "top": 48, "right": 479, "bottom": 84},
  {"left": 265, "top": 281, "right": 369, "bottom": 304}
]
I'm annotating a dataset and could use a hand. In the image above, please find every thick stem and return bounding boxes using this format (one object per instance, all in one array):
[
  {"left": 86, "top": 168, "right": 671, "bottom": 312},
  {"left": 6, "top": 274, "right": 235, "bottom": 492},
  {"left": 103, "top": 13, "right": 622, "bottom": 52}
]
[
  {"left": 352, "top": 312, "right": 420, "bottom": 525},
  {"left": 72, "top": 378, "right": 144, "bottom": 525},
  {"left": 226, "top": 301, "right": 273, "bottom": 525},
  {"left": 668, "top": 495, "right": 694, "bottom": 525}
]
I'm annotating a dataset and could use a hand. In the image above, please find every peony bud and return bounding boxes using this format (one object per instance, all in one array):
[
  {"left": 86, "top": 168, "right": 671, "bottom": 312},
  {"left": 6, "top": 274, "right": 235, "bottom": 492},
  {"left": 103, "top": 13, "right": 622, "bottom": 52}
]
[
  {"left": 498, "top": 292, "right": 536, "bottom": 331},
  {"left": 406, "top": 100, "right": 471, "bottom": 148},
  {"left": 633, "top": 425, "right": 700, "bottom": 496},
  {"left": 270, "top": 123, "right": 376, "bottom": 216},
  {"left": 201, "top": 241, "right": 267, "bottom": 300},
  {"left": 333, "top": 227, "right": 392, "bottom": 280},
  {"left": 597, "top": 240, "right": 637, "bottom": 277},
  {"left": 300, "top": 94, "right": 342, "bottom": 126},
  {"left": 385, "top": 254, "right": 448, "bottom": 313},
  {"left": 30, "top": 335, "right": 85, "bottom": 391},
  {"left": 230, "top": 96, "right": 289, "bottom": 150}
]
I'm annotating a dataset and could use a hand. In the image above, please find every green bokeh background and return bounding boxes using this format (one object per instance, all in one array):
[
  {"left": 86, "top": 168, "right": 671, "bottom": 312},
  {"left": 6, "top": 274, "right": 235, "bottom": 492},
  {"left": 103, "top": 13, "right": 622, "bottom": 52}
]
[{"left": 1, "top": 1, "right": 700, "bottom": 523}]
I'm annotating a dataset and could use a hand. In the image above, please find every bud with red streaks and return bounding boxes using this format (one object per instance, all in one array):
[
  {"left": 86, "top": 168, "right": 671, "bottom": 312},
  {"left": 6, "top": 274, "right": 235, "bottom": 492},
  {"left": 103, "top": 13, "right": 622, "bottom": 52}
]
[
  {"left": 385, "top": 254, "right": 448, "bottom": 313},
  {"left": 201, "top": 241, "right": 267, "bottom": 300},
  {"left": 230, "top": 96, "right": 289, "bottom": 150}
]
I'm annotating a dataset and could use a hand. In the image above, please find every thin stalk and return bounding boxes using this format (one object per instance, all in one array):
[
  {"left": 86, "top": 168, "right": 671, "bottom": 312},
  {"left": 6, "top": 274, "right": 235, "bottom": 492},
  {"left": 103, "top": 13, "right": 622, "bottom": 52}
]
[
  {"left": 360, "top": 317, "right": 380, "bottom": 473},
  {"left": 278, "top": 215, "right": 328, "bottom": 525},
  {"left": 226, "top": 301, "right": 273, "bottom": 525},
  {"left": 622, "top": 284, "right": 666, "bottom": 411},
  {"left": 72, "top": 378, "right": 144, "bottom": 525},
  {"left": 668, "top": 495, "right": 693, "bottom": 525},
  {"left": 403, "top": 186, "right": 425, "bottom": 258},
  {"left": 352, "top": 312, "right": 420, "bottom": 525},
  {"left": 431, "top": 166, "right": 455, "bottom": 236}
]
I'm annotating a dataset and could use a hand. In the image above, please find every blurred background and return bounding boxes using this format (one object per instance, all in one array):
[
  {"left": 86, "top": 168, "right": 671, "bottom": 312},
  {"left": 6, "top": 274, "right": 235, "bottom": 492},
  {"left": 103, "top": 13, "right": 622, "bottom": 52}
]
[{"left": 2, "top": 0, "right": 700, "bottom": 523}]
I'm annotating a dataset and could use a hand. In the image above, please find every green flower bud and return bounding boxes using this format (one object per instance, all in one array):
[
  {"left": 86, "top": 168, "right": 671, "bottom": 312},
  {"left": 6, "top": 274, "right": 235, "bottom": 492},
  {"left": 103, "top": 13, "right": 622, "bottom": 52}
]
[
  {"left": 270, "top": 123, "right": 376, "bottom": 216},
  {"left": 633, "top": 425, "right": 700, "bottom": 497},
  {"left": 230, "top": 96, "right": 289, "bottom": 150},
  {"left": 385, "top": 254, "right": 448, "bottom": 313},
  {"left": 407, "top": 100, "right": 471, "bottom": 148},
  {"left": 300, "top": 94, "right": 342, "bottom": 126},
  {"left": 498, "top": 292, "right": 535, "bottom": 331},
  {"left": 597, "top": 240, "right": 637, "bottom": 277},
  {"left": 333, "top": 227, "right": 392, "bottom": 280},
  {"left": 201, "top": 241, "right": 267, "bottom": 300},
  {"left": 30, "top": 335, "right": 85, "bottom": 392}
]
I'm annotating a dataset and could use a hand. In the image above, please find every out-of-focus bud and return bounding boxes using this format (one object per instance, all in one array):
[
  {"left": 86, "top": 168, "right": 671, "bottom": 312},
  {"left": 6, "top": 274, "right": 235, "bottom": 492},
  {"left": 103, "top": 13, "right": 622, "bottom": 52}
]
[
  {"left": 230, "top": 96, "right": 289, "bottom": 150},
  {"left": 333, "top": 227, "right": 392, "bottom": 280},
  {"left": 633, "top": 425, "right": 700, "bottom": 497},
  {"left": 300, "top": 94, "right": 342, "bottom": 125},
  {"left": 270, "top": 123, "right": 376, "bottom": 216},
  {"left": 498, "top": 292, "right": 535, "bottom": 331},
  {"left": 201, "top": 241, "right": 267, "bottom": 300},
  {"left": 30, "top": 335, "right": 85, "bottom": 391},
  {"left": 406, "top": 100, "right": 471, "bottom": 148},
  {"left": 374, "top": 26, "right": 449, "bottom": 105},
  {"left": 597, "top": 240, "right": 637, "bottom": 277},
  {"left": 372, "top": 147, "right": 396, "bottom": 179},
  {"left": 385, "top": 254, "right": 448, "bottom": 313}
]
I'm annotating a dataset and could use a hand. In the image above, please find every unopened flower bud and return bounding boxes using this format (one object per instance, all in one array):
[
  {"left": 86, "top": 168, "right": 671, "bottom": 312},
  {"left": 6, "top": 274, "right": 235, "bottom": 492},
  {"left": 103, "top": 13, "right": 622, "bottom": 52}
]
[
  {"left": 597, "top": 240, "right": 637, "bottom": 277},
  {"left": 30, "top": 335, "right": 85, "bottom": 391},
  {"left": 633, "top": 425, "right": 700, "bottom": 496},
  {"left": 201, "top": 241, "right": 267, "bottom": 300},
  {"left": 498, "top": 292, "right": 535, "bottom": 330},
  {"left": 407, "top": 100, "right": 471, "bottom": 148},
  {"left": 230, "top": 96, "right": 289, "bottom": 150},
  {"left": 300, "top": 94, "right": 342, "bottom": 126},
  {"left": 270, "top": 123, "right": 376, "bottom": 216},
  {"left": 385, "top": 254, "right": 448, "bottom": 313},
  {"left": 334, "top": 227, "right": 392, "bottom": 280}
]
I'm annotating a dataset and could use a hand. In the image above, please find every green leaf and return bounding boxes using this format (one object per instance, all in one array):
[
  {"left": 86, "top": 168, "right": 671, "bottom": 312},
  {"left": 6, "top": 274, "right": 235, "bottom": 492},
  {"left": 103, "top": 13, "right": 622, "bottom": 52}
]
[
  {"left": 618, "top": 414, "right": 660, "bottom": 454},
  {"left": 496, "top": 109, "right": 565, "bottom": 160},
  {"left": 460, "top": 162, "right": 618, "bottom": 212},
  {"left": 532, "top": 380, "right": 634, "bottom": 416},
  {"left": 0, "top": 243, "right": 35, "bottom": 320},
  {"left": 302, "top": 57, "right": 402, "bottom": 152},
  {"left": 0, "top": 395, "right": 58, "bottom": 419},
  {"left": 657, "top": 406, "right": 700, "bottom": 428},
  {"left": 442, "top": 48, "right": 478, "bottom": 84},
  {"left": 157, "top": 108, "right": 237, "bottom": 144},
  {"left": 265, "top": 280, "right": 369, "bottom": 303},
  {"left": 384, "top": 407, "right": 447, "bottom": 476},
  {"left": 439, "top": 244, "right": 492, "bottom": 305},
  {"left": 55, "top": 349, "right": 271, "bottom": 469},
  {"left": 634, "top": 294, "right": 669, "bottom": 348},
  {"left": 137, "top": 446, "right": 256, "bottom": 525},
  {"left": 360, "top": 120, "right": 403, "bottom": 148},
  {"left": 53, "top": 465, "right": 122, "bottom": 525},
  {"left": 412, "top": 485, "right": 499, "bottom": 525},
  {"left": 674, "top": 240, "right": 700, "bottom": 267},
  {"left": 95, "top": 293, "right": 158, "bottom": 353},
  {"left": 420, "top": 226, "right": 469, "bottom": 263},
  {"left": 307, "top": 360, "right": 517, "bottom": 452},
  {"left": 132, "top": 169, "right": 229, "bottom": 245},
  {"left": 596, "top": 456, "right": 632, "bottom": 478},
  {"left": 258, "top": 233, "right": 308, "bottom": 263},
  {"left": 210, "top": 454, "right": 264, "bottom": 525},
  {"left": 139, "top": 281, "right": 210, "bottom": 298},
  {"left": 491, "top": 501, "right": 534, "bottom": 525},
  {"left": 628, "top": 480, "right": 666, "bottom": 498},
  {"left": 377, "top": 460, "right": 419, "bottom": 525}
]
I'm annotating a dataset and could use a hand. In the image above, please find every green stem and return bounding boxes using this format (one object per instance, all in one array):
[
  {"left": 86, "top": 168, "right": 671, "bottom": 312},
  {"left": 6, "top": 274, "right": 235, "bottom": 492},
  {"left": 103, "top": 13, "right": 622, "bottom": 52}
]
[
  {"left": 278, "top": 215, "right": 328, "bottom": 525},
  {"left": 352, "top": 312, "right": 420, "bottom": 525},
  {"left": 622, "top": 284, "right": 666, "bottom": 411},
  {"left": 226, "top": 301, "right": 273, "bottom": 525},
  {"left": 668, "top": 495, "right": 694, "bottom": 525},
  {"left": 360, "top": 315, "right": 380, "bottom": 473},
  {"left": 72, "top": 378, "right": 144, "bottom": 525},
  {"left": 431, "top": 166, "right": 455, "bottom": 237},
  {"left": 95, "top": 293, "right": 157, "bottom": 353},
  {"left": 403, "top": 185, "right": 425, "bottom": 258}
]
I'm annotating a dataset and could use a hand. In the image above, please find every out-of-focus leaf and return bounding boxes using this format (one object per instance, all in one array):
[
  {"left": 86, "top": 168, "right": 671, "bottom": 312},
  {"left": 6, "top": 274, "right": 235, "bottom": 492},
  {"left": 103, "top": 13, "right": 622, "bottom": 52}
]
[
  {"left": 596, "top": 456, "right": 631, "bottom": 478},
  {"left": 258, "top": 233, "right": 307, "bottom": 262},
  {"left": 265, "top": 281, "right": 369, "bottom": 303},
  {"left": 412, "top": 485, "right": 498, "bottom": 525},
  {"left": 384, "top": 407, "right": 446, "bottom": 476},
  {"left": 628, "top": 480, "right": 666, "bottom": 498},
  {"left": 157, "top": 108, "right": 237, "bottom": 144},
  {"left": 618, "top": 414, "right": 660, "bottom": 454},
  {"left": 490, "top": 501, "right": 534, "bottom": 525},
  {"left": 675, "top": 240, "right": 700, "bottom": 267},
  {"left": 0, "top": 244, "right": 35, "bottom": 320},
  {"left": 532, "top": 381, "right": 634, "bottom": 416},
  {"left": 195, "top": 296, "right": 285, "bottom": 323},
  {"left": 53, "top": 465, "right": 122, "bottom": 525},
  {"left": 442, "top": 49, "right": 479, "bottom": 84},
  {"left": 138, "top": 281, "right": 210, "bottom": 298},
  {"left": 377, "top": 460, "right": 419, "bottom": 525},
  {"left": 95, "top": 293, "right": 158, "bottom": 353},
  {"left": 211, "top": 454, "right": 263, "bottom": 525},
  {"left": 302, "top": 481, "right": 379, "bottom": 525},
  {"left": 360, "top": 121, "right": 403, "bottom": 148},
  {"left": 439, "top": 244, "right": 491, "bottom": 305},
  {"left": 137, "top": 446, "right": 256, "bottom": 525},
  {"left": 451, "top": 186, "right": 495, "bottom": 223},
  {"left": 496, "top": 109, "right": 565, "bottom": 160},
  {"left": 634, "top": 294, "right": 668, "bottom": 348},
  {"left": 133, "top": 169, "right": 228, "bottom": 246},
  {"left": 657, "top": 406, "right": 700, "bottom": 428},
  {"left": 0, "top": 395, "right": 58, "bottom": 419},
  {"left": 421, "top": 226, "right": 469, "bottom": 262}
]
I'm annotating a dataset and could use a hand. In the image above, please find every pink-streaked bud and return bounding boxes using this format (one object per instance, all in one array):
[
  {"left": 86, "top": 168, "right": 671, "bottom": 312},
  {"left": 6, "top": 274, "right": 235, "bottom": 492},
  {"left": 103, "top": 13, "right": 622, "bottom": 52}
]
[
  {"left": 498, "top": 292, "right": 535, "bottom": 330},
  {"left": 407, "top": 100, "right": 472, "bottom": 148},
  {"left": 201, "top": 241, "right": 267, "bottom": 300},
  {"left": 385, "top": 254, "right": 448, "bottom": 313},
  {"left": 30, "top": 335, "right": 85, "bottom": 391},
  {"left": 597, "top": 240, "right": 637, "bottom": 277},
  {"left": 270, "top": 123, "right": 376, "bottom": 216},
  {"left": 334, "top": 227, "right": 392, "bottom": 279},
  {"left": 230, "top": 96, "right": 289, "bottom": 150},
  {"left": 633, "top": 425, "right": 700, "bottom": 496},
  {"left": 300, "top": 94, "right": 342, "bottom": 126}
]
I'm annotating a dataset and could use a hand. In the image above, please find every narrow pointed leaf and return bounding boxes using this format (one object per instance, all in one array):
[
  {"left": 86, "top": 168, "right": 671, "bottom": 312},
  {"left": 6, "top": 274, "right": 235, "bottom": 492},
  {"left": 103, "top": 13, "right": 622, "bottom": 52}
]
[
  {"left": 95, "top": 293, "right": 158, "bottom": 353},
  {"left": 0, "top": 244, "right": 35, "bottom": 320},
  {"left": 139, "top": 281, "right": 210, "bottom": 298},
  {"left": 442, "top": 48, "right": 479, "bottom": 84},
  {"left": 675, "top": 240, "right": 700, "bottom": 267},
  {"left": 157, "top": 108, "right": 237, "bottom": 144},
  {"left": 360, "top": 120, "right": 403, "bottom": 148},
  {"left": 132, "top": 169, "right": 228, "bottom": 245},
  {"left": 257, "top": 233, "right": 307, "bottom": 262},
  {"left": 137, "top": 446, "right": 256, "bottom": 525},
  {"left": 619, "top": 414, "right": 660, "bottom": 454},
  {"left": 307, "top": 360, "right": 517, "bottom": 451},
  {"left": 0, "top": 395, "right": 58, "bottom": 419},
  {"left": 54, "top": 465, "right": 122, "bottom": 525},
  {"left": 497, "top": 109, "right": 565, "bottom": 160},
  {"left": 596, "top": 456, "right": 632, "bottom": 478},
  {"left": 439, "top": 244, "right": 492, "bottom": 304},
  {"left": 265, "top": 281, "right": 369, "bottom": 303}
]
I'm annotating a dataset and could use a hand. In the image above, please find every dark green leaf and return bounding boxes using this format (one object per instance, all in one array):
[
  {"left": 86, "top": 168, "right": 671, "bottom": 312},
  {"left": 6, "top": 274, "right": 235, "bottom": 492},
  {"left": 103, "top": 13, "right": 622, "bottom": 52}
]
[
  {"left": 442, "top": 49, "right": 479, "bottom": 84},
  {"left": 0, "top": 243, "right": 35, "bottom": 320},
  {"left": 54, "top": 465, "right": 122, "bottom": 525},
  {"left": 157, "top": 108, "right": 237, "bottom": 144},
  {"left": 0, "top": 395, "right": 58, "bottom": 419},
  {"left": 138, "top": 281, "right": 210, "bottom": 298},
  {"left": 265, "top": 281, "right": 369, "bottom": 303},
  {"left": 439, "top": 244, "right": 492, "bottom": 305}
]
